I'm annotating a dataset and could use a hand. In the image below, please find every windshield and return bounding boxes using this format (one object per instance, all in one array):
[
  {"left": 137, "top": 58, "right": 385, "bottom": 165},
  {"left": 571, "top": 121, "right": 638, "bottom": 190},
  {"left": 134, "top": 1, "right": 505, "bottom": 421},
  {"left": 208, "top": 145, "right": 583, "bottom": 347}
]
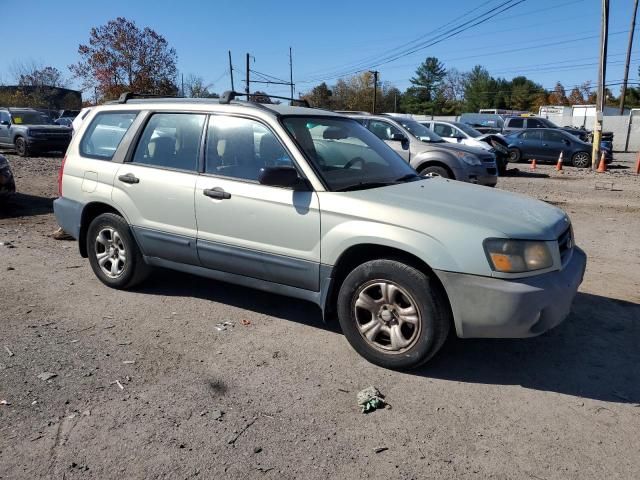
[
  {"left": 397, "top": 118, "right": 444, "bottom": 142},
  {"left": 453, "top": 122, "right": 482, "bottom": 138},
  {"left": 11, "top": 111, "right": 52, "bottom": 125},
  {"left": 282, "top": 116, "right": 420, "bottom": 192}
]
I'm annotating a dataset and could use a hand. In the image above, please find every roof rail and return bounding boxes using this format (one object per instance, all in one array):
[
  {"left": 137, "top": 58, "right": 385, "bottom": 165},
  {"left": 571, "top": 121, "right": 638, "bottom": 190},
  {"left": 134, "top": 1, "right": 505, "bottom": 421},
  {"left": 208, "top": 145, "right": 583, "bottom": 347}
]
[
  {"left": 115, "top": 92, "right": 179, "bottom": 104},
  {"left": 219, "top": 90, "right": 310, "bottom": 108}
]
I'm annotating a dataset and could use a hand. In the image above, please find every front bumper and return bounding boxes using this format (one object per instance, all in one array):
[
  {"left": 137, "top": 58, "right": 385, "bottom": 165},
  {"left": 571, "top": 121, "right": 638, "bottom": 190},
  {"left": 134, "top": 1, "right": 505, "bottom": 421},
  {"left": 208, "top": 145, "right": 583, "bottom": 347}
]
[
  {"left": 435, "top": 247, "right": 587, "bottom": 338},
  {"left": 26, "top": 136, "right": 71, "bottom": 152},
  {"left": 457, "top": 163, "right": 498, "bottom": 187}
]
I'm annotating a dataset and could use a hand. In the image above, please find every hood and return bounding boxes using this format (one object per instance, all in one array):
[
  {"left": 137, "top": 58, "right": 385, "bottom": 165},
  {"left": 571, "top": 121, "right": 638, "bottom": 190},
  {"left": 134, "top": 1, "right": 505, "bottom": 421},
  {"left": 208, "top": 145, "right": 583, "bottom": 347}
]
[{"left": 333, "top": 178, "right": 569, "bottom": 241}]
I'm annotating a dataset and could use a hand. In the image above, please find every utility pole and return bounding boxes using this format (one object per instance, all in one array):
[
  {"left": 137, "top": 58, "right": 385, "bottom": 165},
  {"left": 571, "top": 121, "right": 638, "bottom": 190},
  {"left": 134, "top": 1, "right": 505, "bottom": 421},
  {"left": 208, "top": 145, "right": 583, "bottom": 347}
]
[
  {"left": 369, "top": 70, "right": 379, "bottom": 114},
  {"left": 289, "top": 47, "right": 294, "bottom": 104},
  {"left": 592, "top": 0, "right": 609, "bottom": 169},
  {"left": 619, "top": 0, "right": 638, "bottom": 114},
  {"left": 228, "top": 50, "right": 235, "bottom": 91},
  {"left": 181, "top": 73, "right": 184, "bottom": 97},
  {"left": 245, "top": 53, "right": 250, "bottom": 100}
]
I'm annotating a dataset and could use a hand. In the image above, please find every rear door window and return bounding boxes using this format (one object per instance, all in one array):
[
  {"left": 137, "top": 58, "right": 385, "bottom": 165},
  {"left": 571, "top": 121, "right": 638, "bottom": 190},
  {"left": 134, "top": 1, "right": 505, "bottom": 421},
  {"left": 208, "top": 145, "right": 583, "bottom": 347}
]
[
  {"left": 80, "top": 112, "right": 138, "bottom": 160},
  {"left": 132, "top": 113, "right": 206, "bottom": 171}
]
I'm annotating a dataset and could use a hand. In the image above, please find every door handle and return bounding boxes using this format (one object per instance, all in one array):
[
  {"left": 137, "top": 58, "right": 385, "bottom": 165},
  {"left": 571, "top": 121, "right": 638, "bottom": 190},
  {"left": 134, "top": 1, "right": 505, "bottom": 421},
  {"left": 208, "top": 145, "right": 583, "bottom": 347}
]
[
  {"left": 203, "top": 187, "right": 231, "bottom": 200},
  {"left": 542, "top": 143, "right": 548, "bottom": 146},
  {"left": 118, "top": 173, "right": 139, "bottom": 184}
]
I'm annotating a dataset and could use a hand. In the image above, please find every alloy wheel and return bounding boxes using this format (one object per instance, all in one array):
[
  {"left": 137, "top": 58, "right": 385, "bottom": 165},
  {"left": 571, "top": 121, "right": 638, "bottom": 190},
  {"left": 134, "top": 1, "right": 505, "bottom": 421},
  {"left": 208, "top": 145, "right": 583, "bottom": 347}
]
[
  {"left": 353, "top": 280, "right": 422, "bottom": 353},
  {"left": 94, "top": 227, "right": 126, "bottom": 278}
]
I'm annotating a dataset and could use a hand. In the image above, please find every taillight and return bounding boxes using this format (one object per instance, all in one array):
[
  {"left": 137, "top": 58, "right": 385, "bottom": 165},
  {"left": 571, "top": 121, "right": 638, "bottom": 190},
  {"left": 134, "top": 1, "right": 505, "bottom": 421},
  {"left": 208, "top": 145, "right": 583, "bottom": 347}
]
[{"left": 57, "top": 155, "right": 67, "bottom": 197}]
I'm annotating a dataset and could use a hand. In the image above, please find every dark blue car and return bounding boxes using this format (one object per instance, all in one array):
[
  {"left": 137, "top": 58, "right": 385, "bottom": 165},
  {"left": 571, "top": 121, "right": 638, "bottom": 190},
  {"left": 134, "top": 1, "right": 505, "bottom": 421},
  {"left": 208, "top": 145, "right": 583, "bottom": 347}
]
[{"left": 506, "top": 128, "right": 612, "bottom": 168}]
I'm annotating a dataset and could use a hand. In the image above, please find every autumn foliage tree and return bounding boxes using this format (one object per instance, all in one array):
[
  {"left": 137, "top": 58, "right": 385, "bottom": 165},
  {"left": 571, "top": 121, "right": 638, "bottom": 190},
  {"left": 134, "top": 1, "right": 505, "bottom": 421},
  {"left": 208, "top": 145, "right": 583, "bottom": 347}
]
[{"left": 70, "top": 17, "right": 178, "bottom": 100}]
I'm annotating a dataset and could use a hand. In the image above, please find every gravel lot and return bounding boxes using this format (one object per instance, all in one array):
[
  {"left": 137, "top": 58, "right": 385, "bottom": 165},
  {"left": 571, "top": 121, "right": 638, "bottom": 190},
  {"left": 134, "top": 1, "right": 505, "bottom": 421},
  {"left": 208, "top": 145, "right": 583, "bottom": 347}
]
[{"left": 1, "top": 151, "right": 639, "bottom": 479}]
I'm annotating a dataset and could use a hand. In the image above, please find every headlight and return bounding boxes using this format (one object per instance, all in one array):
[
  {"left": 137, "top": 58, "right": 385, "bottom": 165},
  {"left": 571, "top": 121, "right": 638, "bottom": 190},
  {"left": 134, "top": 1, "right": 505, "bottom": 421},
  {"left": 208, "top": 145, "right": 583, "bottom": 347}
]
[
  {"left": 454, "top": 151, "right": 482, "bottom": 166},
  {"left": 484, "top": 239, "right": 553, "bottom": 273},
  {"left": 0, "top": 156, "right": 8, "bottom": 169}
]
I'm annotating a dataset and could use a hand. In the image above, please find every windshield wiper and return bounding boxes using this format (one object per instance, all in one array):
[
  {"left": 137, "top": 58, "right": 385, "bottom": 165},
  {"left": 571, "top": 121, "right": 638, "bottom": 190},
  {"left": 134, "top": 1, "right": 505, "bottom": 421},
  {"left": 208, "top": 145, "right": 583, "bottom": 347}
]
[
  {"left": 336, "top": 181, "right": 395, "bottom": 192},
  {"left": 393, "top": 173, "right": 420, "bottom": 183}
]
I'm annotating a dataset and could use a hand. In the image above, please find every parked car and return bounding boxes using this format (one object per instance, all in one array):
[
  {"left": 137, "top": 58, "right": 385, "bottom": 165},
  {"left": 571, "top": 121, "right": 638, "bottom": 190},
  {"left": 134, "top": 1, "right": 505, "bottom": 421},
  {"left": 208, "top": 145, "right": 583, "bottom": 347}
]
[
  {"left": 346, "top": 113, "right": 498, "bottom": 186},
  {"left": 420, "top": 120, "right": 509, "bottom": 174},
  {"left": 0, "top": 107, "right": 72, "bottom": 156},
  {"left": 54, "top": 117, "right": 74, "bottom": 127},
  {"left": 502, "top": 115, "right": 591, "bottom": 141},
  {"left": 459, "top": 113, "right": 505, "bottom": 134},
  {"left": 0, "top": 154, "right": 16, "bottom": 197},
  {"left": 55, "top": 92, "right": 586, "bottom": 369},
  {"left": 505, "top": 128, "right": 612, "bottom": 168}
]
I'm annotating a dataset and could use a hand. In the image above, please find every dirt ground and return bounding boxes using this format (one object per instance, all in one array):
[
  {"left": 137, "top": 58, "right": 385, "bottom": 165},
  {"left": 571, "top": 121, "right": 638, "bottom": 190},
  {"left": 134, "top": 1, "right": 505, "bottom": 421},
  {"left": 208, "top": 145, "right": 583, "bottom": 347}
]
[{"left": 1, "top": 151, "right": 639, "bottom": 480}]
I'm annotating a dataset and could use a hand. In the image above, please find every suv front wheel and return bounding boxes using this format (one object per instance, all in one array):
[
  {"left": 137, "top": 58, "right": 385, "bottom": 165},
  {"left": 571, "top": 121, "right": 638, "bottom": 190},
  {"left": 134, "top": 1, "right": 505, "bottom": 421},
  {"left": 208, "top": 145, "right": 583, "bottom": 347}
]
[
  {"left": 337, "top": 259, "right": 450, "bottom": 370},
  {"left": 87, "top": 213, "right": 149, "bottom": 289},
  {"left": 14, "top": 137, "right": 29, "bottom": 157}
]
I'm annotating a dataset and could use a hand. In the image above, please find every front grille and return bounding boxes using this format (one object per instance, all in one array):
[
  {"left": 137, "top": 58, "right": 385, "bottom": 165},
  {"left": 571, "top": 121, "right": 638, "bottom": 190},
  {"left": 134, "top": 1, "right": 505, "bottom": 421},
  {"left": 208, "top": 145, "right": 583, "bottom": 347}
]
[{"left": 558, "top": 227, "right": 573, "bottom": 263}]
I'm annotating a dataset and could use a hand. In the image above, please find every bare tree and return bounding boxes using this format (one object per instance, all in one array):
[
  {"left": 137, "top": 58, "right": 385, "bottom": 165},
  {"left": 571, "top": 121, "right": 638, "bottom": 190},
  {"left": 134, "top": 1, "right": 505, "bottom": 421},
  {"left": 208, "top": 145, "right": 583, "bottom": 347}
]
[
  {"left": 183, "top": 74, "right": 215, "bottom": 98},
  {"left": 11, "top": 60, "right": 67, "bottom": 87}
]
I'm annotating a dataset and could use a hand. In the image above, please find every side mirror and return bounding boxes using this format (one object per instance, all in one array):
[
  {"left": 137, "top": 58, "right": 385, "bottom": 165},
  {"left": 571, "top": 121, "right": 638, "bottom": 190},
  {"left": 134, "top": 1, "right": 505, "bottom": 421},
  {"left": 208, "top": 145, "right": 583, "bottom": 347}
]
[
  {"left": 0, "top": 120, "right": 9, "bottom": 126},
  {"left": 390, "top": 133, "right": 406, "bottom": 141},
  {"left": 562, "top": 139, "right": 570, "bottom": 145},
  {"left": 258, "top": 166, "right": 303, "bottom": 188}
]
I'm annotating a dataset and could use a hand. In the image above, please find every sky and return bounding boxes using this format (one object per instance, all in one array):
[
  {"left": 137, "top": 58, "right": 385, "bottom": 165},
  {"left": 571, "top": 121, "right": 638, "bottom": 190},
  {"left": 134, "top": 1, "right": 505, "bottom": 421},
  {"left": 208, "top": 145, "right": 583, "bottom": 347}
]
[{"left": 1, "top": 0, "right": 637, "bottom": 99}]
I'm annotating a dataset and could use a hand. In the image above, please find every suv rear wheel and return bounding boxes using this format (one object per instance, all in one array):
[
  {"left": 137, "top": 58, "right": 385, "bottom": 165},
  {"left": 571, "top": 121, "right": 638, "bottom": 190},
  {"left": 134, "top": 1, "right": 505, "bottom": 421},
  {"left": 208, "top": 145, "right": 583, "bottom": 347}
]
[
  {"left": 87, "top": 213, "right": 149, "bottom": 289},
  {"left": 337, "top": 259, "right": 450, "bottom": 370}
]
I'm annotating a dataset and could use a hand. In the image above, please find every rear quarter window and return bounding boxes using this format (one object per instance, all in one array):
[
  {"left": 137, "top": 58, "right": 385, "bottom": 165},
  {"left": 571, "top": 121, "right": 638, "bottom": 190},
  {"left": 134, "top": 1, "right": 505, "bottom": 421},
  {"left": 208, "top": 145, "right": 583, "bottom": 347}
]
[{"left": 80, "top": 112, "right": 138, "bottom": 160}]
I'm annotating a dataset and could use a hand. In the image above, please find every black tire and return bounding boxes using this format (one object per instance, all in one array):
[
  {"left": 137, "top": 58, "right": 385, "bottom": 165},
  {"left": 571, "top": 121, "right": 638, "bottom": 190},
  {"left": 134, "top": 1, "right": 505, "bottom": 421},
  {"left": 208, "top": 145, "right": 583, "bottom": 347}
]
[
  {"left": 508, "top": 148, "right": 521, "bottom": 163},
  {"left": 86, "top": 213, "right": 149, "bottom": 289},
  {"left": 419, "top": 165, "right": 451, "bottom": 179},
  {"left": 497, "top": 157, "right": 508, "bottom": 175},
  {"left": 14, "top": 137, "right": 28, "bottom": 157},
  {"left": 337, "top": 259, "right": 450, "bottom": 370},
  {"left": 571, "top": 151, "right": 591, "bottom": 168}
]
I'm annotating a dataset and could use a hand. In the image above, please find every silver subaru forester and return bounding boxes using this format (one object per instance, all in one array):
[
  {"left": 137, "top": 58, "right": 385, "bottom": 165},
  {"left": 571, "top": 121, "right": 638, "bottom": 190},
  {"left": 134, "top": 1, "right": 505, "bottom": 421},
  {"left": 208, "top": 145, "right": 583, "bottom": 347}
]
[{"left": 55, "top": 92, "right": 586, "bottom": 369}]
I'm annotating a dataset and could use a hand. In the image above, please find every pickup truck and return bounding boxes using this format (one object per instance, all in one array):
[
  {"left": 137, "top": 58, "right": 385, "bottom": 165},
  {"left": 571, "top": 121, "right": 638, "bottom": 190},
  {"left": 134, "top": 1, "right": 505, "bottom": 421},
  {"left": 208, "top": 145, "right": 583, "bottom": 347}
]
[{"left": 0, "top": 107, "right": 72, "bottom": 156}]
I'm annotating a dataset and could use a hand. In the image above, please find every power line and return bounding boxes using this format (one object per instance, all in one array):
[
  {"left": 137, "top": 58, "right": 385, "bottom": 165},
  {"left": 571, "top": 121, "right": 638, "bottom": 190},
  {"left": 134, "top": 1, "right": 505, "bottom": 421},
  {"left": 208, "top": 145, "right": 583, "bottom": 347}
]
[{"left": 300, "top": 0, "right": 526, "bottom": 83}]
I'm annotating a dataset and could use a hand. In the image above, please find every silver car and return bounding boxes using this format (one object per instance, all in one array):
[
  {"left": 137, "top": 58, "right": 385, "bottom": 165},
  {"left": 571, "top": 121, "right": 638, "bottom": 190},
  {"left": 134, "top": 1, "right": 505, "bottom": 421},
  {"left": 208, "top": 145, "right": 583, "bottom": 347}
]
[
  {"left": 347, "top": 114, "right": 498, "bottom": 187},
  {"left": 55, "top": 93, "right": 586, "bottom": 369}
]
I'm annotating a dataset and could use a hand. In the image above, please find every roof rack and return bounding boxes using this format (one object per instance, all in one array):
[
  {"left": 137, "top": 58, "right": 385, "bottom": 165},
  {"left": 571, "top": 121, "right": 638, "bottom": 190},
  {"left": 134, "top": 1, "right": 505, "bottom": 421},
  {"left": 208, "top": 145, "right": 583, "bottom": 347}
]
[
  {"left": 219, "top": 90, "right": 310, "bottom": 108},
  {"left": 114, "top": 92, "right": 180, "bottom": 104}
]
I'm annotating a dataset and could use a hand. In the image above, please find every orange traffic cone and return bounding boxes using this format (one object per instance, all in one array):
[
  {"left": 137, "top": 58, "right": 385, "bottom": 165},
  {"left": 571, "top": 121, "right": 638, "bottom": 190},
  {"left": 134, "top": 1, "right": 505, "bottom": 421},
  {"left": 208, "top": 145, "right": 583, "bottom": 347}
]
[
  {"left": 530, "top": 159, "right": 537, "bottom": 169},
  {"left": 597, "top": 151, "right": 607, "bottom": 173},
  {"left": 556, "top": 151, "right": 563, "bottom": 171},
  {"left": 635, "top": 152, "right": 640, "bottom": 175}
]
